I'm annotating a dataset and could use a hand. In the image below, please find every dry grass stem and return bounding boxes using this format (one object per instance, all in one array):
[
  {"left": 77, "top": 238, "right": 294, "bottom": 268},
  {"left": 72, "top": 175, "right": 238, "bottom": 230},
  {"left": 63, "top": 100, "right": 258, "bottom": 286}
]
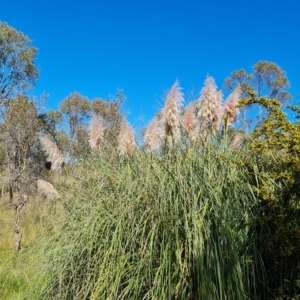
[
  {"left": 40, "top": 137, "right": 64, "bottom": 172},
  {"left": 159, "top": 79, "right": 184, "bottom": 145},
  {"left": 118, "top": 119, "right": 136, "bottom": 155},
  {"left": 223, "top": 86, "right": 241, "bottom": 125},
  {"left": 37, "top": 179, "right": 58, "bottom": 200},
  {"left": 88, "top": 116, "right": 105, "bottom": 150}
]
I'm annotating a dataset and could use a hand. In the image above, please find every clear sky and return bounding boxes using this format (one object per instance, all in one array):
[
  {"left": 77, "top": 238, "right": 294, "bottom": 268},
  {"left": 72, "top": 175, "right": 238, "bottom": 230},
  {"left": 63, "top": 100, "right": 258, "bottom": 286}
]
[{"left": 1, "top": 0, "right": 300, "bottom": 126}]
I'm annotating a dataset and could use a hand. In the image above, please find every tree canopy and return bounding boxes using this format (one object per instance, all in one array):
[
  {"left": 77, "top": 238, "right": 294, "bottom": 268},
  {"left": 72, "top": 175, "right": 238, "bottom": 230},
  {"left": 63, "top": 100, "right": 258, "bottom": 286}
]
[
  {"left": 224, "top": 61, "right": 292, "bottom": 102},
  {"left": 59, "top": 92, "right": 90, "bottom": 141},
  {"left": 0, "top": 22, "right": 38, "bottom": 106}
]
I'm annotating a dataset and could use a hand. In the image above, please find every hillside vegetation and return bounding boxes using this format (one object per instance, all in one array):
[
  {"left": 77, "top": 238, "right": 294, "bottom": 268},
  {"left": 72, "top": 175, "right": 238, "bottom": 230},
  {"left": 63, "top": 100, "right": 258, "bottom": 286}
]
[{"left": 1, "top": 21, "right": 300, "bottom": 299}]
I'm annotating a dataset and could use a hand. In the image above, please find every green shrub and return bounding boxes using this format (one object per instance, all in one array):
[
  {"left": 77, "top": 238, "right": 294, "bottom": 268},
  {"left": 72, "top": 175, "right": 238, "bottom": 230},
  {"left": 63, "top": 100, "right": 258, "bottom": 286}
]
[
  {"left": 239, "top": 94, "right": 300, "bottom": 298},
  {"left": 36, "top": 142, "right": 266, "bottom": 299}
]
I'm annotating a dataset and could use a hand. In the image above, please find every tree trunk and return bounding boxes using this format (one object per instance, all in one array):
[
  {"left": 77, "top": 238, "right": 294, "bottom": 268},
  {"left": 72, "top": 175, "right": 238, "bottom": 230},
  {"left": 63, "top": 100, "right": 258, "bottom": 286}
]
[
  {"left": 13, "top": 194, "right": 28, "bottom": 251},
  {"left": 9, "top": 184, "right": 13, "bottom": 203}
]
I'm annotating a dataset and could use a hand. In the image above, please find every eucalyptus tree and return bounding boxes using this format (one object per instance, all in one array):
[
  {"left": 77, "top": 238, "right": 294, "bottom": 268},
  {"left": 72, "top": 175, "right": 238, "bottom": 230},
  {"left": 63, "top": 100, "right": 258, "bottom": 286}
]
[
  {"left": 90, "top": 92, "right": 124, "bottom": 148},
  {"left": 0, "top": 95, "right": 44, "bottom": 202},
  {"left": 59, "top": 92, "right": 91, "bottom": 141},
  {"left": 0, "top": 22, "right": 38, "bottom": 107},
  {"left": 38, "top": 110, "right": 63, "bottom": 145},
  {"left": 59, "top": 92, "right": 91, "bottom": 160},
  {"left": 224, "top": 61, "right": 292, "bottom": 102},
  {"left": 224, "top": 61, "right": 292, "bottom": 130}
]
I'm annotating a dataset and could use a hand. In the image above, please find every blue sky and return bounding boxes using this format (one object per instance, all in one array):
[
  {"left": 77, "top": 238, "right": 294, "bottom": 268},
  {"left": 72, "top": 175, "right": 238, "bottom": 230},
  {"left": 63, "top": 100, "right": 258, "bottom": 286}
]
[{"left": 1, "top": 0, "right": 300, "bottom": 126}]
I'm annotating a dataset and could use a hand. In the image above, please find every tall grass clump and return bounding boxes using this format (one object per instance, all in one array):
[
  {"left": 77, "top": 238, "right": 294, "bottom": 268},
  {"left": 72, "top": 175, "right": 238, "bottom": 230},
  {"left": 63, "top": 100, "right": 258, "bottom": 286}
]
[{"left": 36, "top": 139, "right": 264, "bottom": 300}]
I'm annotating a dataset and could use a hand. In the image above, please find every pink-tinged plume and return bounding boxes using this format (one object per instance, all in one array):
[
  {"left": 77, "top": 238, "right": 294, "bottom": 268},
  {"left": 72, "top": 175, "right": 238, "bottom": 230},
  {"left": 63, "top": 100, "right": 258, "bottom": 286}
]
[
  {"left": 159, "top": 79, "right": 184, "bottom": 146},
  {"left": 37, "top": 179, "right": 58, "bottom": 200},
  {"left": 88, "top": 116, "right": 105, "bottom": 150},
  {"left": 182, "top": 102, "right": 199, "bottom": 141},
  {"left": 118, "top": 118, "right": 136, "bottom": 155},
  {"left": 231, "top": 133, "right": 244, "bottom": 149},
  {"left": 222, "top": 86, "right": 241, "bottom": 125},
  {"left": 197, "top": 76, "right": 222, "bottom": 133},
  {"left": 40, "top": 137, "right": 64, "bottom": 172},
  {"left": 144, "top": 116, "right": 160, "bottom": 150}
]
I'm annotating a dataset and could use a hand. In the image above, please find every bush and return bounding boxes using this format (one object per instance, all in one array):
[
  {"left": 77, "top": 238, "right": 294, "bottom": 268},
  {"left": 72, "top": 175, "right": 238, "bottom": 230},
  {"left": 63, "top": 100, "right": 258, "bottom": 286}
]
[{"left": 36, "top": 141, "right": 266, "bottom": 299}]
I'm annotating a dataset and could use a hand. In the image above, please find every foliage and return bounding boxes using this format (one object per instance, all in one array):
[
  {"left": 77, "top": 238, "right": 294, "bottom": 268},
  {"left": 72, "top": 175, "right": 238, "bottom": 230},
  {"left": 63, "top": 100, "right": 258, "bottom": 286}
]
[
  {"left": 59, "top": 92, "right": 91, "bottom": 141},
  {"left": 224, "top": 61, "right": 292, "bottom": 102},
  {"left": 38, "top": 110, "right": 63, "bottom": 144},
  {"left": 0, "top": 22, "right": 38, "bottom": 106},
  {"left": 239, "top": 92, "right": 300, "bottom": 298},
  {"left": 90, "top": 91, "right": 125, "bottom": 148},
  {"left": 0, "top": 95, "right": 46, "bottom": 200},
  {"left": 0, "top": 198, "right": 65, "bottom": 299},
  {"left": 0, "top": 24, "right": 299, "bottom": 298},
  {"left": 36, "top": 142, "right": 266, "bottom": 300}
]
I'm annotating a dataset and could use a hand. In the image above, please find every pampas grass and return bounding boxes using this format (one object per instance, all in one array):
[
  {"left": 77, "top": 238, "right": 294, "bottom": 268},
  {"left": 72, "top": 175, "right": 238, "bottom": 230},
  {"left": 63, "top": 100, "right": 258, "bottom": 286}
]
[
  {"left": 182, "top": 102, "right": 198, "bottom": 141},
  {"left": 40, "top": 137, "right": 64, "bottom": 172},
  {"left": 88, "top": 116, "right": 105, "bottom": 150},
  {"left": 232, "top": 133, "right": 244, "bottom": 149},
  {"left": 37, "top": 179, "right": 58, "bottom": 200},
  {"left": 144, "top": 116, "right": 160, "bottom": 150},
  {"left": 36, "top": 143, "right": 263, "bottom": 299},
  {"left": 223, "top": 85, "right": 241, "bottom": 125},
  {"left": 118, "top": 118, "right": 136, "bottom": 155},
  {"left": 159, "top": 79, "right": 184, "bottom": 146},
  {"left": 198, "top": 76, "right": 222, "bottom": 133}
]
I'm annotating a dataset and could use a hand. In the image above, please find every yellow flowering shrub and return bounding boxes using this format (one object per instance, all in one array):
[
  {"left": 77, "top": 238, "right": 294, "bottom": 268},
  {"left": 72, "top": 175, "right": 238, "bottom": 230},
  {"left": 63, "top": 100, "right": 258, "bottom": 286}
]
[{"left": 239, "top": 92, "right": 300, "bottom": 298}]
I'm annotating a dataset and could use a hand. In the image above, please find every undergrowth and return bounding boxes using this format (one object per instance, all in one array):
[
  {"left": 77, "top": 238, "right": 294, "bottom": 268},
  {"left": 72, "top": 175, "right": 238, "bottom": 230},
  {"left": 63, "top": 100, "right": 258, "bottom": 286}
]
[{"left": 0, "top": 194, "right": 64, "bottom": 299}]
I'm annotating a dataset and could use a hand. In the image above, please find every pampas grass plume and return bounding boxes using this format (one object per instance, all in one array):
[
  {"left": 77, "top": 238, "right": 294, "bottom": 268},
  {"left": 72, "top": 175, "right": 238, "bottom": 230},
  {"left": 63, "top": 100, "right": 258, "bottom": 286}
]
[
  {"left": 198, "top": 76, "right": 222, "bottom": 132},
  {"left": 223, "top": 86, "right": 241, "bottom": 125},
  {"left": 37, "top": 179, "right": 58, "bottom": 200},
  {"left": 144, "top": 116, "right": 160, "bottom": 150},
  {"left": 40, "top": 137, "right": 64, "bottom": 172},
  {"left": 160, "top": 79, "right": 184, "bottom": 145},
  {"left": 231, "top": 133, "right": 244, "bottom": 149},
  {"left": 88, "top": 116, "right": 105, "bottom": 150},
  {"left": 118, "top": 118, "right": 136, "bottom": 156},
  {"left": 182, "top": 102, "right": 199, "bottom": 141}
]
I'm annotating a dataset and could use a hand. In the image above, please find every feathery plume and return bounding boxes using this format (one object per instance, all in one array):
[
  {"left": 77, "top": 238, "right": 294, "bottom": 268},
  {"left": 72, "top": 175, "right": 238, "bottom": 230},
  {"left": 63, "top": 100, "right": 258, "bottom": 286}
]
[
  {"left": 198, "top": 76, "right": 222, "bottom": 133},
  {"left": 160, "top": 79, "right": 184, "bottom": 145},
  {"left": 182, "top": 102, "right": 199, "bottom": 141},
  {"left": 88, "top": 116, "right": 105, "bottom": 150},
  {"left": 222, "top": 85, "right": 241, "bottom": 125},
  {"left": 118, "top": 118, "right": 136, "bottom": 156},
  {"left": 37, "top": 179, "right": 58, "bottom": 200},
  {"left": 40, "top": 137, "right": 64, "bottom": 172},
  {"left": 231, "top": 133, "right": 244, "bottom": 149},
  {"left": 144, "top": 116, "right": 160, "bottom": 150}
]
